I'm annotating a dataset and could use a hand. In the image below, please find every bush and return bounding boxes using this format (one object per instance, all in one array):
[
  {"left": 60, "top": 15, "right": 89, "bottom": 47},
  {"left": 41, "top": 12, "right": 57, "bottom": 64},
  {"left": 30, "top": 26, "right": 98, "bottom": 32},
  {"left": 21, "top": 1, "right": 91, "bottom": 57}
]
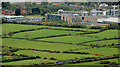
[
  {"left": 44, "top": 57, "right": 47, "bottom": 59},
  {"left": 99, "top": 61, "right": 110, "bottom": 64},
  {"left": 90, "top": 26, "right": 102, "bottom": 29},
  {"left": 50, "top": 57, "right": 56, "bottom": 60}
]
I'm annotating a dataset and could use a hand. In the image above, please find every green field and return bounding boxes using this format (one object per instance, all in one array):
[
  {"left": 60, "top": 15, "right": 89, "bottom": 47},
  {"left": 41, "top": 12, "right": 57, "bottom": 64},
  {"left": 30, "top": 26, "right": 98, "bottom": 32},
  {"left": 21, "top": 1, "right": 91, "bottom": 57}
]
[
  {"left": 14, "top": 50, "right": 101, "bottom": 61},
  {"left": 39, "top": 30, "right": 118, "bottom": 44},
  {"left": 2, "top": 59, "right": 55, "bottom": 65},
  {"left": 2, "top": 23, "right": 119, "bottom": 66},
  {"left": 2, "top": 24, "right": 43, "bottom": 34},
  {"left": 39, "top": 35, "right": 100, "bottom": 43},
  {"left": 71, "top": 47, "right": 118, "bottom": 56},
  {"left": 87, "top": 30, "right": 119, "bottom": 39},
  {"left": 68, "top": 58, "right": 119, "bottom": 65},
  {"left": 2, "top": 24, "right": 100, "bottom": 34},
  {"left": 2, "top": 38, "right": 89, "bottom": 52},
  {"left": 13, "top": 29, "right": 83, "bottom": 39},
  {"left": 84, "top": 39, "right": 119, "bottom": 46}
]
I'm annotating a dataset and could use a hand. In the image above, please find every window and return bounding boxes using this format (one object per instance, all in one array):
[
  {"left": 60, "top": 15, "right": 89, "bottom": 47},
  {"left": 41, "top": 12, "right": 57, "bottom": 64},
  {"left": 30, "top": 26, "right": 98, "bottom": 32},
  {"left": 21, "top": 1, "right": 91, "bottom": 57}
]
[{"left": 82, "top": 17, "right": 84, "bottom": 20}]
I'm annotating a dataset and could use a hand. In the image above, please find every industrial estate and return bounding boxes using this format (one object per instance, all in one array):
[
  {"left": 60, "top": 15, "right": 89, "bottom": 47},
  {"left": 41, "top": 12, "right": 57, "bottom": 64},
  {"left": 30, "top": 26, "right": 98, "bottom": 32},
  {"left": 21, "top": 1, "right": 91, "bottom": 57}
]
[{"left": 0, "top": 1, "right": 120, "bottom": 67}]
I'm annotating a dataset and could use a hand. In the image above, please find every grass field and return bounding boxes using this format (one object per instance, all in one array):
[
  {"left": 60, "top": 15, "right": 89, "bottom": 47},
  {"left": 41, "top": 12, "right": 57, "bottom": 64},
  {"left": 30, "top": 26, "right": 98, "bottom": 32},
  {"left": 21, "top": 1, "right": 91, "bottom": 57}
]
[
  {"left": 88, "top": 30, "right": 119, "bottom": 39},
  {"left": 2, "top": 59, "right": 55, "bottom": 65},
  {"left": 2, "top": 24, "right": 100, "bottom": 34},
  {"left": 39, "top": 35, "right": 100, "bottom": 43},
  {"left": 2, "top": 24, "right": 44, "bottom": 34},
  {"left": 14, "top": 50, "right": 101, "bottom": 61},
  {"left": 71, "top": 47, "right": 118, "bottom": 56},
  {"left": 2, "top": 23, "right": 119, "bottom": 66},
  {"left": 2, "top": 38, "right": 89, "bottom": 52},
  {"left": 39, "top": 30, "right": 118, "bottom": 44},
  {"left": 13, "top": 29, "right": 83, "bottom": 39},
  {"left": 68, "top": 58, "right": 119, "bottom": 65},
  {"left": 84, "top": 39, "right": 119, "bottom": 46}
]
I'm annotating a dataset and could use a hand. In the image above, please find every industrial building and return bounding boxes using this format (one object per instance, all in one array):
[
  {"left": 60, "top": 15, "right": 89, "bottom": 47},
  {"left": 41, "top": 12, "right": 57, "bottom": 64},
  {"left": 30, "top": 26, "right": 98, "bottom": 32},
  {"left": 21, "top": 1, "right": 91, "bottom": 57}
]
[{"left": 45, "top": 9, "right": 120, "bottom": 26}]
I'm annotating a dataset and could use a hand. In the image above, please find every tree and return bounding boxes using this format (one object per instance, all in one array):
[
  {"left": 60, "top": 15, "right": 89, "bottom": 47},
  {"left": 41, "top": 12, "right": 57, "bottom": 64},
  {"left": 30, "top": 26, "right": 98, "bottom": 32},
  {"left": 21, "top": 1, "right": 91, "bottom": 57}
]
[
  {"left": 15, "top": 9, "right": 21, "bottom": 16},
  {"left": 32, "top": 2, "right": 37, "bottom": 7},
  {"left": 25, "top": 2, "right": 32, "bottom": 7},
  {"left": 41, "top": 2, "right": 48, "bottom": 5},
  {"left": 2, "top": 2, "right": 10, "bottom": 8},
  {"left": 90, "top": 3, "right": 95, "bottom": 7},
  {"left": 44, "top": 57, "right": 47, "bottom": 59},
  {"left": 50, "top": 57, "right": 56, "bottom": 60},
  {"left": 32, "top": 8, "right": 40, "bottom": 14},
  {"left": 3, "top": 33, "right": 7, "bottom": 37}
]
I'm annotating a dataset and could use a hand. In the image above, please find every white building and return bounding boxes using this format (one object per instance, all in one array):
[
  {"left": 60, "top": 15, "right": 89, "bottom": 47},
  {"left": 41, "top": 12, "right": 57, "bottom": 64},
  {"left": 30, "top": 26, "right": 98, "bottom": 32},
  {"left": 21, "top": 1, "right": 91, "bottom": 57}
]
[
  {"left": 97, "top": 17, "right": 120, "bottom": 24},
  {"left": 3, "top": 15, "right": 24, "bottom": 21}
]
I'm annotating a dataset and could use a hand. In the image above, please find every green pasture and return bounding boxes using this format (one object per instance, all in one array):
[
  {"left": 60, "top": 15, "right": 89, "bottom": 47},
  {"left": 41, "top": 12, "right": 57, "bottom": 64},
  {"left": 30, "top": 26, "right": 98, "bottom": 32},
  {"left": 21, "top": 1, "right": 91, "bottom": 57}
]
[
  {"left": 39, "top": 30, "right": 118, "bottom": 44},
  {"left": 2, "top": 38, "right": 89, "bottom": 52},
  {"left": 71, "top": 47, "right": 118, "bottom": 56},
  {"left": 68, "top": 58, "right": 119, "bottom": 65},
  {"left": 84, "top": 39, "right": 119, "bottom": 46},
  {"left": 2, "top": 24, "right": 100, "bottom": 35},
  {"left": 14, "top": 50, "right": 101, "bottom": 61},
  {"left": 39, "top": 35, "right": 100, "bottom": 43},
  {"left": 2, "top": 24, "right": 44, "bottom": 34},
  {"left": 2, "top": 59, "right": 55, "bottom": 65},
  {"left": 88, "top": 30, "right": 119, "bottom": 39},
  {"left": 13, "top": 29, "right": 83, "bottom": 39},
  {"left": 2, "top": 23, "right": 119, "bottom": 65}
]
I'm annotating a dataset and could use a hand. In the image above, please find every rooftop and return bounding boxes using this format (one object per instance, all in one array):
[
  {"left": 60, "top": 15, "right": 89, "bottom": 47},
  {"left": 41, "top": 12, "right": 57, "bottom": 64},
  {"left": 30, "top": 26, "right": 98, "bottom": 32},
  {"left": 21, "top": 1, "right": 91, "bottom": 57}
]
[{"left": 3, "top": 15, "right": 24, "bottom": 18}]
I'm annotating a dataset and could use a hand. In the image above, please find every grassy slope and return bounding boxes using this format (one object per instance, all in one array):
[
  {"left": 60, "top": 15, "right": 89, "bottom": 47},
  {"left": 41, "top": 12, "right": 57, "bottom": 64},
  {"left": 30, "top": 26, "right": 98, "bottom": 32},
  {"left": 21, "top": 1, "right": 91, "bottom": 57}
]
[
  {"left": 84, "top": 39, "right": 119, "bottom": 45},
  {"left": 2, "top": 24, "right": 44, "bottom": 34},
  {"left": 39, "top": 30, "right": 118, "bottom": 43},
  {"left": 71, "top": 47, "right": 118, "bottom": 56},
  {"left": 13, "top": 29, "right": 83, "bottom": 38},
  {"left": 87, "top": 30, "right": 119, "bottom": 39},
  {"left": 68, "top": 58, "right": 119, "bottom": 65},
  {"left": 39, "top": 35, "right": 100, "bottom": 43},
  {"left": 2, "top": 38, "right": 89, "bottom": 52},
  {"left": 14, "top": 50, "right": 101, "bottom": 61},
  {"left": 2, "top": 24, "right": 100, "bottom": 34},
  {"left": 2, "top": 59, "right": 55, "bottom": 65}
]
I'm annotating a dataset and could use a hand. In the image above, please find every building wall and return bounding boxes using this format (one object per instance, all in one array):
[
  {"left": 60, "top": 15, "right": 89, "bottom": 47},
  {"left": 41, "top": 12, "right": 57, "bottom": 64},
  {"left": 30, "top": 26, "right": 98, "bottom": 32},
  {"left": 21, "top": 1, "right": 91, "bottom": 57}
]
[
  {"left": 45, "top": 14, "right": 98, "bottom": 24},
  {"left": 82, "top": 16, "right": 98, "bottom": 22},
  {"left": 45, "top": 14, "right": 61, "bottom": 22}
]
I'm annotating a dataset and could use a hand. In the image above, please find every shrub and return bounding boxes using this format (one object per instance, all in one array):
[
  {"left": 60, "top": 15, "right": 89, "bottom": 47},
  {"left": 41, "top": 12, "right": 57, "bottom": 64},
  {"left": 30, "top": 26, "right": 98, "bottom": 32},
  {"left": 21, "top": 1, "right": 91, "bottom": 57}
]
[
  {"left": 50, "top": 57, "right": 56, "bottom": 60},
  {"left": 99, "top": 61, "right": 110, "bottom": 64}
]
